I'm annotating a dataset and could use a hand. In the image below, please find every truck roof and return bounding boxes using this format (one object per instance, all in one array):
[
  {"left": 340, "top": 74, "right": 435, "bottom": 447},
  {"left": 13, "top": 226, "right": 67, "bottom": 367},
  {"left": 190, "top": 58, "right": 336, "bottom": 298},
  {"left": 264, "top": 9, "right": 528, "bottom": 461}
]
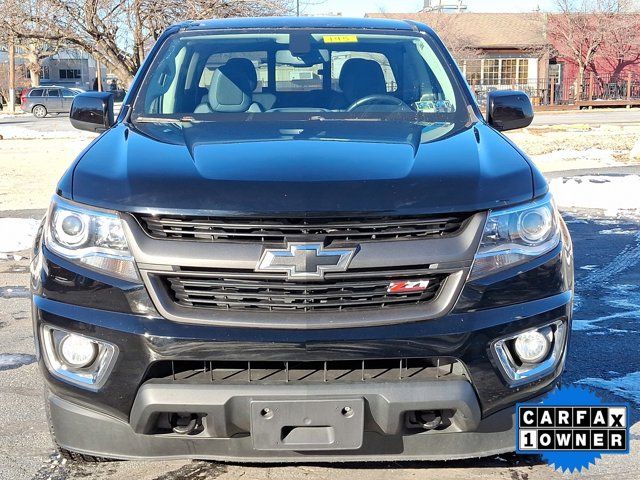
[{"left": 182, "top": 16, "right": 420, "bottom": 32}]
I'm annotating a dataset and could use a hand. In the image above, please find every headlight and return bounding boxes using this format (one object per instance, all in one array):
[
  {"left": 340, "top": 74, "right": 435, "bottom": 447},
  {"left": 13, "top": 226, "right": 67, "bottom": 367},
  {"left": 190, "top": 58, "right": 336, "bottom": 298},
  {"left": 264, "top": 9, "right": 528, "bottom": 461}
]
[
  {"left": 44, "top": 196, "right": 139, "bottom": 282},
  {"left": 469, "top": 195, "right": 560, "bottom": 280}
]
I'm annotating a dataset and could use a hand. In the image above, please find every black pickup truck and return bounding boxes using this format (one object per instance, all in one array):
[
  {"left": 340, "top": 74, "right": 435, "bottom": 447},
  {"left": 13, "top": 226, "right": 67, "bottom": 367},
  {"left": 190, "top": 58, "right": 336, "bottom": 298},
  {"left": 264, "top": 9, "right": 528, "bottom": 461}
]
[{"left": 31, "top": 16, "right": 573, "bottom": 462}]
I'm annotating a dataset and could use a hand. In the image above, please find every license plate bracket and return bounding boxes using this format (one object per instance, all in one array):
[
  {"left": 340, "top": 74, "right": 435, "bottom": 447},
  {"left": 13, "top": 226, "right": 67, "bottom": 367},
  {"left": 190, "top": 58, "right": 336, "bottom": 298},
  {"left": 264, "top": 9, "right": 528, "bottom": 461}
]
[{"left": 250, "top": 398, "right": 364, "bottom": 451}]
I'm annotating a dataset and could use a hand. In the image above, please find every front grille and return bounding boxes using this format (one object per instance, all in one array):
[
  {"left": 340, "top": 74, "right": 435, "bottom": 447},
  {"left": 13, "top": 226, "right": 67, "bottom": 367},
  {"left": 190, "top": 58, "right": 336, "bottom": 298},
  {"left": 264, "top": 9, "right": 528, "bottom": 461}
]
[
  {"left": 160, "top": 267, "right": 446, "bottom": 312},
  {"left": 135, "top": 214, "right": 468, "bottom": 243},
  {"left": 145, "top": 357, "right": 468, "bottom": 385}
]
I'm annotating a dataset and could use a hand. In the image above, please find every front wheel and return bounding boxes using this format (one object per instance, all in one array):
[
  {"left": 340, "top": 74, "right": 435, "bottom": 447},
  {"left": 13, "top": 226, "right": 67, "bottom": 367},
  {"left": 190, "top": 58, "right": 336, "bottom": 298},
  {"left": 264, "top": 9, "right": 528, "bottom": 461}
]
[{"left": 32, "top": 105, "right": 47, "bottom": 118}]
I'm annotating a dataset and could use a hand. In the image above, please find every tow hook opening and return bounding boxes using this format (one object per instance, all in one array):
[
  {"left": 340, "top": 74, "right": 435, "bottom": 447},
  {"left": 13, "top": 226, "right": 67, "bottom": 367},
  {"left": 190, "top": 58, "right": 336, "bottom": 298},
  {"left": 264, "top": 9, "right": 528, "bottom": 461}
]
[
  {"left": 170, "top": 413, "right": 201, "bottom": 435},
  {"left": 405, "top": 410, "right": 452, "bottom": 431}
]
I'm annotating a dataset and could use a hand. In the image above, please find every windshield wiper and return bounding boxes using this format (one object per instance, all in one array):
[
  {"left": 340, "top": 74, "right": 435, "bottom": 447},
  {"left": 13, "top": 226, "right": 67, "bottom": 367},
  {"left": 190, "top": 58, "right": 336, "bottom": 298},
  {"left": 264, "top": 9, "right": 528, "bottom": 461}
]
[{"left": 134, "top": 115, "right": 197, "bottom": 124}]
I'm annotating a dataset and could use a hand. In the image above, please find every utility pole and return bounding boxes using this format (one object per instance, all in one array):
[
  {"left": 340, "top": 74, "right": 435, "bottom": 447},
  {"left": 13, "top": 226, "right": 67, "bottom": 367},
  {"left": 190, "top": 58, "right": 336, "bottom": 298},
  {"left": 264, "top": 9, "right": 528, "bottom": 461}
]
[
  {"left": 296, "top": 0, "right": 300, "bottom": 16},
  {"left": 95, "top": 55, "right": 102, "bottom": 92},
  {"left": 8, "top": 38, "right": 15, "bottom": 113}
]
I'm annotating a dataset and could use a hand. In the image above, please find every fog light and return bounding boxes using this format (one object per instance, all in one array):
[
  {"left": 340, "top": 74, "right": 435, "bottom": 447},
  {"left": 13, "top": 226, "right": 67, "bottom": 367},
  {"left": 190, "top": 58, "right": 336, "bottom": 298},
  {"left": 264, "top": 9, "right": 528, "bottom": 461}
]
[
  {"left": 492, "top": 320, "right": 567, "bottom": 386},
  {"left": 514, "top": 330, "right": 550, "bottom": 364},
  {"left": 59, "top": 334, "right": 98, "bottom": 368},
  {"left": 41, "top": 326, "right": 118, "bottom": 391}
]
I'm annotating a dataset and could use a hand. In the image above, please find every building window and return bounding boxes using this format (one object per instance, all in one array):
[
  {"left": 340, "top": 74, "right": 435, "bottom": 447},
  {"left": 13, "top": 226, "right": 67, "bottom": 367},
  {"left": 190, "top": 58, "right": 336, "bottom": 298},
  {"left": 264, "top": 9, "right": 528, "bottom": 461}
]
[
  {"left": 465, "top": 59, "right": 482, "bottom": 85},
  {"left": 59, "top": 69, "right": 81, "bottom": 79},
  {"left": 502, "top": 59, "right": 517, "bottom": 84},
  {"left": 518, "top": 59, "right": 529, "bottom": 84},
  {"left": 41, "top": 66, "right": 50, "bottom": 80},
  {"left": 482, "top": 59, "right": 500, "bottom": 84},
  {"left": 460, "top": 58, "right": 531, "bottom": 86}
]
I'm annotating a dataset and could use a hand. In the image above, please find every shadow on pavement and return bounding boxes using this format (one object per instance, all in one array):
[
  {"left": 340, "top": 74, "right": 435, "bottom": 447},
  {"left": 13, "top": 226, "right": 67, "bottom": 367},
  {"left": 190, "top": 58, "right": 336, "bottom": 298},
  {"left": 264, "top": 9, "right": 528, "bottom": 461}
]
[{"left": 234, "top": 452, "right": 544, "bottom": 470}]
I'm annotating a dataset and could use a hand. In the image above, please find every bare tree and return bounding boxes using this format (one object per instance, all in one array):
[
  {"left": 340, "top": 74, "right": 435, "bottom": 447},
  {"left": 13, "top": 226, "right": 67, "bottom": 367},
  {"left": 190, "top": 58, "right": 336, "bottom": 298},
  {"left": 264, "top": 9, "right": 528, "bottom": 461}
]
[
  {"left": 17, "top": 40, "right": 63, "bottom": 87},
  {"left": 548, "top": 0, "right": 637, "bottom": 92},
  {"left": 0, "top": 0, "right": 295, "bottom": 87},
  {"left": 373, "top": 11, "right": 479, "bottom": 60},
  {"left": 0, "top": 1, "right": 65, "bottom": 87},
  {"left": 0, "top": 62, "right": 31, "bottom": 105},
  {"left": 423, "top": 12, "right": 480, "bottom": 60},
  {"left": 592, "top": 11, "right": 640, "bottom": 81}
]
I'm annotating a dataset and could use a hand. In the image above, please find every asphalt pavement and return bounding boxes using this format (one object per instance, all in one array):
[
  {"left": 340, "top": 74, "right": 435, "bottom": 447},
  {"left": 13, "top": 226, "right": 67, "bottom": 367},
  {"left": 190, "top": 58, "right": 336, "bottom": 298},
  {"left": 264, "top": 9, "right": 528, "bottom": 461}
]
[{"left": 533, "top": 108, "right": 640, "bottom": 126}]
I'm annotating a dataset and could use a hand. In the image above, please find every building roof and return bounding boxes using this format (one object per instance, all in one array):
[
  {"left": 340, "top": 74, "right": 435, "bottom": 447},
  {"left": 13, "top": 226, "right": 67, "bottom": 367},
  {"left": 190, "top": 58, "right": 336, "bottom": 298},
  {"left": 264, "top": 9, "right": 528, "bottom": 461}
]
[
  {"left": 366, "top": 12, "right": 547, "bottom": 49},
  {"left": 183, "top": 16, "right": 417, "bottom": 32}
]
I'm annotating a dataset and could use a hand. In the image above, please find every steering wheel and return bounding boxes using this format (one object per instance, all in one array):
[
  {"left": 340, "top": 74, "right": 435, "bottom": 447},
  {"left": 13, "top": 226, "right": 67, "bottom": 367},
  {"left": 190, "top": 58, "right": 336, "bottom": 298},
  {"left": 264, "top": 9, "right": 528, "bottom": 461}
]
[{"left": 347, "top": 94, "right": 407, "bottom": 112}]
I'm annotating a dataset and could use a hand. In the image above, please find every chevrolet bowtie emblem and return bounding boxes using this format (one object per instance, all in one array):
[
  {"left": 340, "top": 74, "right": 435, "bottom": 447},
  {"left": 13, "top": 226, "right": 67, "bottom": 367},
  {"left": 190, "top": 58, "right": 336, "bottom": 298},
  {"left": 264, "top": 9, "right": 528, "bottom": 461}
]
[{"left": 256, "top": 243, "right": 357, "bottom": 280}]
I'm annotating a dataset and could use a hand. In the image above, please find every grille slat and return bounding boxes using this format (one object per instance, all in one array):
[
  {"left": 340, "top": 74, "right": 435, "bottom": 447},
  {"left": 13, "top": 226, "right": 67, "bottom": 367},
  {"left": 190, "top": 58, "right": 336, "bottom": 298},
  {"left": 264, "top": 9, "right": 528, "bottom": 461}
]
[
  {"left": 161, "top": 269, "right": 446, "bottom": 313},
  {"left": 146, "top": 358, "right": 468, "bottom": 385},
  {"left": 137, "top": 214, "right": 468, "bottom": 243}
]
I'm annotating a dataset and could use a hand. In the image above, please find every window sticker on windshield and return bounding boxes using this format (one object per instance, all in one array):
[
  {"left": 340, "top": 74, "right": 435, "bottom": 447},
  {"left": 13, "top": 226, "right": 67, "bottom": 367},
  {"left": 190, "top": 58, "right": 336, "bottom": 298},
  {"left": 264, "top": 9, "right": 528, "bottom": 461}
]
[
  {"left": 415, "top": 100, "right": 454, "bottom": 113},
  {"left": 323, "top": 35, "right": 358, "bottom": 43}
]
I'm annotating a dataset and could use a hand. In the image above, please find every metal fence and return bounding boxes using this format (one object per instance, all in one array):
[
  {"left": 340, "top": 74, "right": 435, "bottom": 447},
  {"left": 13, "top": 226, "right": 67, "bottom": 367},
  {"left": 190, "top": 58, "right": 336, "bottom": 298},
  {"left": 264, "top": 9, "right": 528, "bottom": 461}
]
[{"left": 468, "top": 72, "right": 640, "bottom": 107}]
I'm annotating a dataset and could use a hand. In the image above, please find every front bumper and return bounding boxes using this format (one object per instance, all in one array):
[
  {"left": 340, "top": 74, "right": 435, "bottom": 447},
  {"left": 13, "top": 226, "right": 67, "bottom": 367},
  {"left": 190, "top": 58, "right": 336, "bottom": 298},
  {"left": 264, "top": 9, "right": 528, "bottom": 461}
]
[
  {"left": 47, "top": 386, "right": 548, "bottom": 462},
  {"left": 32, "top": 219, "right": 573, "bottom": 460}
]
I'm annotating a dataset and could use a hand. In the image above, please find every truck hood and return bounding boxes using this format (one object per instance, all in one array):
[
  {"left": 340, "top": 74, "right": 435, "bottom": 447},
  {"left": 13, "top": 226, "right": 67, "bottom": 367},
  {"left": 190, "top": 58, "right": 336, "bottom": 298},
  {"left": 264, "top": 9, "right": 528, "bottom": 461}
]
[{"left": 69, "top": 120, "right": 536, "bottom": 216}]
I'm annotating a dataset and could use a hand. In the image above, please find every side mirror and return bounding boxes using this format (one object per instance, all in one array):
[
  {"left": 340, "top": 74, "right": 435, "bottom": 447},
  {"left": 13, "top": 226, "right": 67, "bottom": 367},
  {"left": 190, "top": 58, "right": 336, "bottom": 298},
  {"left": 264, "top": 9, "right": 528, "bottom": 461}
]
[
  {"left": 70, "top": 92, "right": 115, "bottom": 133},
  {"left": 487, "top": 90, "right": 533, "bottom": 132}
]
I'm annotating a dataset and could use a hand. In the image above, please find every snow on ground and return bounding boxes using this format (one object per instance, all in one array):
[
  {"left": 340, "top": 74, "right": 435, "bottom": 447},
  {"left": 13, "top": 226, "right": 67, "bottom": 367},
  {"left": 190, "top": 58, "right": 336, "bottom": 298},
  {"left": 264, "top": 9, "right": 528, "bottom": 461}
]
[
  {"left": 0, "top": 218, "right": 40, "bottom": 255},
  {"left": 599, "top": 228, "right": 639, "bottom": 235},
  {"left": 0, "top": 353, "right": 36, "bottom": 371},
  {"left": 550, "top": 175, "right": 640, "bottom": 219}
]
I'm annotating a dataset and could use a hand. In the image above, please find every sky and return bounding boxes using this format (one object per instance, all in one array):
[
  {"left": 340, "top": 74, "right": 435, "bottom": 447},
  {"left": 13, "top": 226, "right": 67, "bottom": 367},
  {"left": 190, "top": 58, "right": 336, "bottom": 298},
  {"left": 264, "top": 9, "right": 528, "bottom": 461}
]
[{"left": 303, "top": 0, "right": 556, "bottom": 17}]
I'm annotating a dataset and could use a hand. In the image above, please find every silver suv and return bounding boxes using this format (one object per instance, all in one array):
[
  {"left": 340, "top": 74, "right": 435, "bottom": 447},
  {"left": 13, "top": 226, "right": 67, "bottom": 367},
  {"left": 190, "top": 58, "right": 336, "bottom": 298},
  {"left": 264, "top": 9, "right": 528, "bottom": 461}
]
[{"left": 21, "top": 87, "right": 81, "bottom": 118}]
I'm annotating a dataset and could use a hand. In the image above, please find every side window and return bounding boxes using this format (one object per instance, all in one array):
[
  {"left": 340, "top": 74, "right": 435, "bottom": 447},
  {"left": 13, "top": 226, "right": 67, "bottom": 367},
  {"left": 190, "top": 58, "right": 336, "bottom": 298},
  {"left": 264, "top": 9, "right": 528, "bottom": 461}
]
[
  {"left": 62, "top": 89, "right": 76, "bottom": 98},
  {"left": 29, "top": 89, "right": 44, "bottom": 97},
  {"left": 331, "top": 52, "right": 397, "bottom": 93},
  {"left": 47, "top": 89, "right": 61, "bottom": 97},
  {"left": 199, "top": 52, "right": 267, "bottom": 92}
]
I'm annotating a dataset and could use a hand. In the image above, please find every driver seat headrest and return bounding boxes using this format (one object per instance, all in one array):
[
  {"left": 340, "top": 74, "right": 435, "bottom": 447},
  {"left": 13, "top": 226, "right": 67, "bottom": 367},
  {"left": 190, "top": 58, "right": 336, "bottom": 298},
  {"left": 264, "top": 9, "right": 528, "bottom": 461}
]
[
  {"left": 204, "top": 59, "right": 255, "bottom": 113},
  {"left": 225, "top": 58, "right": 258, "bottom": 91},
  {"left": 338, "top": 59, "right": 387, "bottom": 104}
]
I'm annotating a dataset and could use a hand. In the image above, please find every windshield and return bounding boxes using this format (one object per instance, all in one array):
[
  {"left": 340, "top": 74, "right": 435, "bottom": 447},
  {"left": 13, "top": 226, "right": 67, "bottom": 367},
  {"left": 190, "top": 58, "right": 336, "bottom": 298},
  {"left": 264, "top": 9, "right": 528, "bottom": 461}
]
[{"left": 131, "top": 30, "right": 470, "bottom": 124}]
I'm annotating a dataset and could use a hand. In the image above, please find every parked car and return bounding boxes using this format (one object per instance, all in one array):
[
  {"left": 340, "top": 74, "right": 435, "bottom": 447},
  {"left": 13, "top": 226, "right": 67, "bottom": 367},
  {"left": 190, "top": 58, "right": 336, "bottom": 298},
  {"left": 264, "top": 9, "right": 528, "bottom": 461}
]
[
  {"left": 32, "top": 17, "right": 573, "bottom": 463},
  {"left": 20, "top": 86, "right": 82, "bottom": 118}
]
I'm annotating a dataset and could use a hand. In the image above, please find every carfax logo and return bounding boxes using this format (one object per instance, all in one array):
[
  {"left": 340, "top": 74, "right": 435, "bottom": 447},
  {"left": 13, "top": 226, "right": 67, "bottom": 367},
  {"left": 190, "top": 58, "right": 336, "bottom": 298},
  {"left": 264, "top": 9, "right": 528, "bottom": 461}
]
[{"left": 516, "top": 385, "right": 630, "bottom": 473}]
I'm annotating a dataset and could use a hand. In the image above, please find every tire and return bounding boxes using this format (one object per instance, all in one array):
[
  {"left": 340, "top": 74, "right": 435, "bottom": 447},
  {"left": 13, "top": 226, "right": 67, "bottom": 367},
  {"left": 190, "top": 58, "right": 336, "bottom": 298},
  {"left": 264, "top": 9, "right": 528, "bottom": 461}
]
[
  {"left": 32, "top": 104, "right": 47, "bottom": 118},
  {"left": 44, "top": 388, "right": 115, "bottom": 463}
]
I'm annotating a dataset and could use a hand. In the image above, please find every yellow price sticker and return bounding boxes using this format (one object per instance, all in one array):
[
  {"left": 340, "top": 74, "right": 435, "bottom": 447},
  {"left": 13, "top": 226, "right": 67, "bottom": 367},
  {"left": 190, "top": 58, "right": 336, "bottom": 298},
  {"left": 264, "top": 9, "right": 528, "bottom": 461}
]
[{"left": 323, "top": 35, "right": 358, "bottom": 43}]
